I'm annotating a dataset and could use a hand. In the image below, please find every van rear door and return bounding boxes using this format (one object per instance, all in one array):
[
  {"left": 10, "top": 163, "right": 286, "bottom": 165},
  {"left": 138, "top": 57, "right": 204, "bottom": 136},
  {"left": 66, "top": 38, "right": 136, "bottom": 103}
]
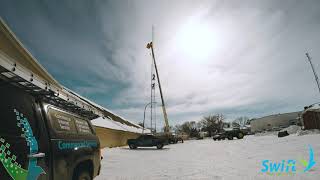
[{"left": 0, "top": 83, "right": 50, "bottom": 180}]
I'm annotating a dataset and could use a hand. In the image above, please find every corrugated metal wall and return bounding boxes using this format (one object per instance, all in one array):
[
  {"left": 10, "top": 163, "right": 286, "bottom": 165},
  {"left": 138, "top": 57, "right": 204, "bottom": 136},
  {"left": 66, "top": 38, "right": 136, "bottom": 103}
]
[
  {"left": 251, "top": 112, "right": 301, "bottom": 132},
  {"left": 94, "top": 126, "right": 140, "bottom": 148},
  {"left": 302, "top": 110, "right": 320, "bottom": 130}
]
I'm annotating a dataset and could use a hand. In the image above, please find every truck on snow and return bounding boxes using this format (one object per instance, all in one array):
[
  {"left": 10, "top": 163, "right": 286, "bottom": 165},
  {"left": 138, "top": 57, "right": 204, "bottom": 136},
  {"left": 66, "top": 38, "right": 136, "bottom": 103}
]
[
  {"left": 127, "top": 134, "right": 168, "bottom": 149},
  {"left": 212, "top": 127, "right": 245, "bottom": 141}
]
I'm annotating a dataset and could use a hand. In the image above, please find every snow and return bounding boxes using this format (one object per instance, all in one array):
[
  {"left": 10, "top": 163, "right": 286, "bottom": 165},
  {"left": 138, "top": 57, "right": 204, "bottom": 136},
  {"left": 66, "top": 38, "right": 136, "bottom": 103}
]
[
  {"left": 65, "top": 88, "right": 143, "bottom": 130},
  {"left": 96, "top": 134, "right": 320, "bottom": 180},
  {"left": 297, "top": 129, "right": 320, "bottom": 136},
  {"left": 254, "top": 131, "right": 278, "bottom": 136},
  {"left": 281, "top": 125, "right": 301, "bottom": 134},
  {"left": 254, "top": 125, "right": 320, "bottom": 137},
  {"left": 92, "top": 117, "right": 126, "bottom": 131},
  {"left": 92, "top": 117, "right": 151, "bottom": 134}
]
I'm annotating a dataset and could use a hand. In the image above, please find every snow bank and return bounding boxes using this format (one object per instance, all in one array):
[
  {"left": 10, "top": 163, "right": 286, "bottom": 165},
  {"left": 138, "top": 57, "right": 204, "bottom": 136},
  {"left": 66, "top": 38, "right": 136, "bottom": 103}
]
[
  {"left": 254, "top": 131, "right": 278, "bottom": 136},
  {"left": 92, "top": 117, "right": 151, "bottom": 134},
  {"left": 92, "top": 117, "right": 126, "bottom": 131},
  {"left": 96, "top": 135, "right": 320, "bottom": 180},
  {"left": 297, "top": 129, "right": 320, "bottom": 136},
  {"left": 280, "top": 125, "right": 301, "bottom": 134},
  {"left": 254, "top": 125, "right": 303, "bottom": 137}
]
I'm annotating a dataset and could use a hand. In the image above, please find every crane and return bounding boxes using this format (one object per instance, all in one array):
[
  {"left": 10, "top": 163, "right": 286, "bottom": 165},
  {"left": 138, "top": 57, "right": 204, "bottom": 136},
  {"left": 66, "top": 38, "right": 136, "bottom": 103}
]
[
  {"left": 146, "top": 42, "right": 170, "bottom": 133},
  {"left": 305, "top": 53, "right": 320, "bottom": 96}
]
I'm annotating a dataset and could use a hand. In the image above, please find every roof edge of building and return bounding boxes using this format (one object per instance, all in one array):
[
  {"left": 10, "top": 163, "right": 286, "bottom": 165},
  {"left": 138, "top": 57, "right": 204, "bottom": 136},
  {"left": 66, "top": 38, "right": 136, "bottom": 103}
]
[{"left": 252, "top": 111, "right": 302, "bottom": 121}]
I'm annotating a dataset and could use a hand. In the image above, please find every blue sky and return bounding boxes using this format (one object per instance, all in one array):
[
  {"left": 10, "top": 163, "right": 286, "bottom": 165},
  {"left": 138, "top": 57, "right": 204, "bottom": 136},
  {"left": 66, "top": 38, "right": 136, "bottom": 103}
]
[{"left": 1, "top": 0, "right": 320, "bottom": 129}]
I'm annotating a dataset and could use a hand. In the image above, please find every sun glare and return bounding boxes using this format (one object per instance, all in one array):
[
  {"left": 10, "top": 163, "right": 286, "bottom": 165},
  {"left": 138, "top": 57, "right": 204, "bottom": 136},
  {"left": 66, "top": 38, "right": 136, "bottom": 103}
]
[{"left": 177, "top": 22, "right": 216, "bottom": 62}]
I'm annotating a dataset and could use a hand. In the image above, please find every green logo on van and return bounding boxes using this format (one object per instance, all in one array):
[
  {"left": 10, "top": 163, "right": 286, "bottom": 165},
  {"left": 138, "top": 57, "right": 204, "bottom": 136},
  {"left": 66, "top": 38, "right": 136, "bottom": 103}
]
[
  {"left": 0, "top": 109, "right": 45, "bottom": 180},
  {"left": 58, "top": 140, "right": 97, "bottom": 150}
]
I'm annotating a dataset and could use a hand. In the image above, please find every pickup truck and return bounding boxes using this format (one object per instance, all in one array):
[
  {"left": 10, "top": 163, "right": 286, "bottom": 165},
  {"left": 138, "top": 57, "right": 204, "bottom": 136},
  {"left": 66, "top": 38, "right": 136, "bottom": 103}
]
[
  {"left": 127, "top": 134, "right": 167, "bottom": 149},
  {"left": 213, "top": 128, "right": 245, "bottom": 141}
]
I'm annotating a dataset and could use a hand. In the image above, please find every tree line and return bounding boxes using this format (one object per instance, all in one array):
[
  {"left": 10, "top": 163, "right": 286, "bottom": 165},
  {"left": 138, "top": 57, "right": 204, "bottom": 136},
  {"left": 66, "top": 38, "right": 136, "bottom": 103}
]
[
  {"left": 138, "top": 114, "right": 251, "bottom": 138},
  {"left": 173, "top": 114, "right": 250, "bottom": 138}
]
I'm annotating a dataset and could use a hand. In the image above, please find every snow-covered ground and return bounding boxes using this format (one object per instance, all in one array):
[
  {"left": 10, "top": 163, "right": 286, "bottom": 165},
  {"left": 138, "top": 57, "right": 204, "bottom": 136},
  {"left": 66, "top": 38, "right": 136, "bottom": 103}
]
[{"left": 96, "top": 134, "right": 320, "bottom": 180}]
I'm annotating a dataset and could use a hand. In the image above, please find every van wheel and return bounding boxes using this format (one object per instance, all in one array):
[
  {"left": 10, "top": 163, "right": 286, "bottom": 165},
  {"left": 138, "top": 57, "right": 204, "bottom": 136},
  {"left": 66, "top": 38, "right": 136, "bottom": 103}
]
[
  {"left": 237, "top": 132, "right": 244, "bottom": 139},
  {"left": 74, "top": 170, "right": 92, "bottom": 180},
  {"left": 129, "top": 144, "right": 136, "bottom": 149},
  {"left": 156, "top": 144, "right": 164, "bottom": 149}
]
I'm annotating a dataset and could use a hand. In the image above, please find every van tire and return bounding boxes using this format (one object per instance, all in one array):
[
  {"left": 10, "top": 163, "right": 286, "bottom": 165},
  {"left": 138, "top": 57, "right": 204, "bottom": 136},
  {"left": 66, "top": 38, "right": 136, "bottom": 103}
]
[
  {"left": 73, "top": 161, "right": 93, "bottom": 180},
  {"left": 73, "top": 169, "right": 92, "bottom": 180},
  {"left": 156, "top": 144, "right": 164, "bottom": 149},
  {"left": 129, "top": 144, "right": 137, "bottom": 149},
  {"left": 237, "top": 132, "right": 244, "bottom": 139}
]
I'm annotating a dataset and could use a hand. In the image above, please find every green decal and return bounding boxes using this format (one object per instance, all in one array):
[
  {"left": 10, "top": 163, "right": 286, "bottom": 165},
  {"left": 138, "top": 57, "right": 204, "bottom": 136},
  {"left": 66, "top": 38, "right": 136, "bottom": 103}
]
[
  {"left": 0, "top": 138, "right": 28, "bottom": 180},
  {"left": 0, "top": 109, "right": 45, "bottom": 180}
]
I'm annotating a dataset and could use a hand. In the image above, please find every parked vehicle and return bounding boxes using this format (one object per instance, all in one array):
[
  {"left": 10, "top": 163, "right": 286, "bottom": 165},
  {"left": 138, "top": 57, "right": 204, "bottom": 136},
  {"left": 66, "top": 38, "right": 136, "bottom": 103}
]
[
  {"left": 155, "top": 133, "right": 184, "bottom": 144},
  {"left": 127, "top": 134, "right": 167, "bottom": 149},
  {"left": 271, "top": 127, "right": 281, "bottom": 131},
  {"left": 0, "top": 83, "right": 101, "bottom": 180},
  {"left": 213, "top": 128, "right": 245, "bottom": 141}
]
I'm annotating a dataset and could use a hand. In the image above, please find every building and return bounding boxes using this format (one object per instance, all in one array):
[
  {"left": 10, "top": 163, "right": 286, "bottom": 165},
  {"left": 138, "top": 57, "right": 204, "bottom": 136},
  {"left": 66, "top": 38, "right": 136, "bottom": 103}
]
[
  {"left": 92, "top": 117, "right": 150, "bottom": 148},
  {"left": 0, "top": 18, "right": 146, "bottom": 148},
  {"left": 302, "top": 104, "right": 320, "bottom": 130},
  {"left": 250, "top": 111, "right": 301, "bottom": 132}
]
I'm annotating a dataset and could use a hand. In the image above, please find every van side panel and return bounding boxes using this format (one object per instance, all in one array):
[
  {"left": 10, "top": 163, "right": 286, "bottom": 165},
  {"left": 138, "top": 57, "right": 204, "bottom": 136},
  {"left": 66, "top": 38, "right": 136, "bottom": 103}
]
[
  {"left": 42, "top": 105, "right": 100, "bottom": 179},
  {"left": 0, "top": 83, "right": 101, "bottom": 180}
]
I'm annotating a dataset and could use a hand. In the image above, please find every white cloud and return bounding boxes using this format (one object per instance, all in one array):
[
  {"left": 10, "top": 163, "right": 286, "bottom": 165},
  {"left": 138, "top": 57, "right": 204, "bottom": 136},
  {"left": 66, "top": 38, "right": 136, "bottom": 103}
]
[
  {"left": 2, "top": 0, "right": 320, "bottom": 128},
  {"left": 106, "top": 0, "right": 320, "bottom": 125}
]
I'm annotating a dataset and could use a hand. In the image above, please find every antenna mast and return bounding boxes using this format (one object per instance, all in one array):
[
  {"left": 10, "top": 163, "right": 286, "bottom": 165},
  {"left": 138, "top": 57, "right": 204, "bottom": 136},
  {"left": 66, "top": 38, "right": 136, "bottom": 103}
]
[
  {"left": 150, "top": 26, "right": 156, "bottom": 133},
  {"left": 147, "top": 27, "right": 170, "bottom": 134}
]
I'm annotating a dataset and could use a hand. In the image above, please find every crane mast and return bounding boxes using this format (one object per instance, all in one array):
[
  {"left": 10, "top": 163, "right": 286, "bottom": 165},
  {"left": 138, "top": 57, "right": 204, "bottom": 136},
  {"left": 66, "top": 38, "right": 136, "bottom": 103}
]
[{"left": 306, "top": 52, "right": 320, "bottom": 95}]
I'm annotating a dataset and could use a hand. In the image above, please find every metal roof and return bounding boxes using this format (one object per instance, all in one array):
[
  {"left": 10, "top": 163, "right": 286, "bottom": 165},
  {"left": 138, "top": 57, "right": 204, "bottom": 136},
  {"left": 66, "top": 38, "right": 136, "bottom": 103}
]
[{"left": 0, "top": 17, "right": 143, "bottom": 131}]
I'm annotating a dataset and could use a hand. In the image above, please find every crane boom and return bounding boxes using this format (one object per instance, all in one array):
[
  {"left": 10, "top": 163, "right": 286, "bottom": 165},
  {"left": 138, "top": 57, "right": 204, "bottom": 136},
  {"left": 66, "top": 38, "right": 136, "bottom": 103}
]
[
  {"left": 147, "top": 42, "right": 170, "bottom": 133},
  {"left": 306, "top": 53, "right": 320, "bottom": 95}
]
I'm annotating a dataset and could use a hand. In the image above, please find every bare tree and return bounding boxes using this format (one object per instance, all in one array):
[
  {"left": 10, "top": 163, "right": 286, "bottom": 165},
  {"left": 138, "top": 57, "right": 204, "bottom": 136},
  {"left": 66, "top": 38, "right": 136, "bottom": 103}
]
[
  {"left": 162, "top": 125, "right": 174, "bottom": 133},
  {"left": 201, "top": 114, "right": 225, "bottom": 136},
  {"left": 196, "top": 121, "right": 202, "bottom": 131},
  {"left": 174, "top": 114, "right": 226, "bottom": 137},
  {"left": 174, "top": 124, "right": 182, "bottom": 134},
  {"left": 233, "top": 116, "right": 249, "bottom": 128},
  {"left": 138, "top": 122, "right": 144, "bottom": 128},
  {"left": 174, "top": 121, "right": 200, "bottom": 138}
]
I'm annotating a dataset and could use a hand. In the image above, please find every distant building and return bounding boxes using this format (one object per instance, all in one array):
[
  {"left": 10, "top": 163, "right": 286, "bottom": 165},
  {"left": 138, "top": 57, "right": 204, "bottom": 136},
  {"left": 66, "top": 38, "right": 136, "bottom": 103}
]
[
  {"left": 302, "top": 104, "right": 320, "bottom": 130},
  {"left": 251, "top": 112, "right": 301, "bottom": 132}
]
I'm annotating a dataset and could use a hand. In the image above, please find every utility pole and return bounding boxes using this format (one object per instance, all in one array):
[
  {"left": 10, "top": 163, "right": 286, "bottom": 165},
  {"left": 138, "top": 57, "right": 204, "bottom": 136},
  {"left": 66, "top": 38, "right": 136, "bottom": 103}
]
[
  {"left": 143, "top": 102, "right": 156, "bottom": 134},
  {"left": 306, "top": 53, "right": 320, "bottom": 95},
  {"left": 151, "top": 53, "right": 154, "bottom": 132},
  {"left": 150, "top": 26, "right": 156, "bottom": 133}
]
